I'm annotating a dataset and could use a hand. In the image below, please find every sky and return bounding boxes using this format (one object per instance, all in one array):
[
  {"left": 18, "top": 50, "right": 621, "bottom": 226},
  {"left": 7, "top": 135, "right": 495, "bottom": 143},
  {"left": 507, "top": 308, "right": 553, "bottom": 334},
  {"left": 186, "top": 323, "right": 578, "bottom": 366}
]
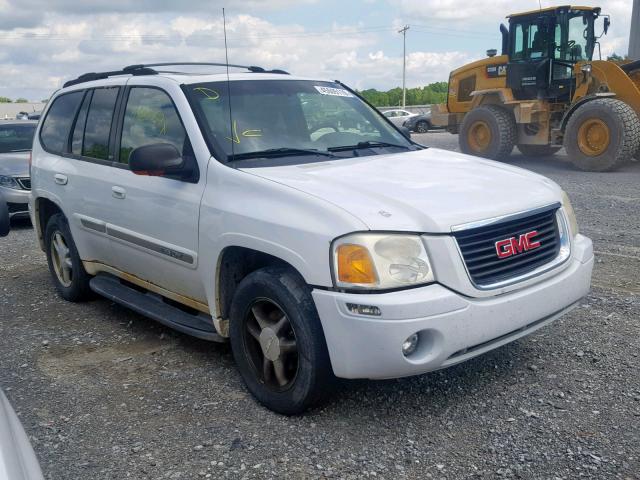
[{"left": 0, "top": 0, "right": 633, "bottom": 102}]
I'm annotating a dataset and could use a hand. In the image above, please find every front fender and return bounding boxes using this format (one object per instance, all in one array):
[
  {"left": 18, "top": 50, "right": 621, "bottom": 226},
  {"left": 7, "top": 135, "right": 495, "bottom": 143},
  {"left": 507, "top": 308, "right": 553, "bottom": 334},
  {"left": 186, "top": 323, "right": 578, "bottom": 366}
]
[{"left": 198, "top": 161, "right": 367, "bottom": 317}]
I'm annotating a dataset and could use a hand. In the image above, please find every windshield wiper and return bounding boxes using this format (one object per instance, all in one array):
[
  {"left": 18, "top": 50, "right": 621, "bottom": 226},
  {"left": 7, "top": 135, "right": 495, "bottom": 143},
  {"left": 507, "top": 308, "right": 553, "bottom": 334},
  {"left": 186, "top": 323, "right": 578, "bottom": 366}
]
[
  {"left": 327, "top": 141, "right": 411, "bottom": 152},
  {"left": 9, "top": 149, "right": 30, "bottom": 153},
  {"left": 230, "top": 147, "right": 338, "bottom": 161}
]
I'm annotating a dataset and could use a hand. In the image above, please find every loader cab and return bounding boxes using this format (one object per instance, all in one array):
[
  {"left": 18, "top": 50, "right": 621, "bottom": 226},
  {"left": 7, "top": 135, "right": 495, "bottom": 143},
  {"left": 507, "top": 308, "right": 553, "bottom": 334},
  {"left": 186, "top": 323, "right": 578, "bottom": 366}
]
[{"left": 506, "top": 6, "right": 601, "bottom": 100}]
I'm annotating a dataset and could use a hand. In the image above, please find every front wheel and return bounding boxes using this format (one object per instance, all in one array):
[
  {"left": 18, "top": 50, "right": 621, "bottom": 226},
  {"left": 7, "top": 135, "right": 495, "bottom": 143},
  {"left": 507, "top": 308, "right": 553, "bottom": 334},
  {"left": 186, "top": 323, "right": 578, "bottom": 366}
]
[
  {"left": 564, "top": 98, "right": 640, "bottom": 171},
  {"left": 229, "top": 267, "right": 334, "bottom": 415}
]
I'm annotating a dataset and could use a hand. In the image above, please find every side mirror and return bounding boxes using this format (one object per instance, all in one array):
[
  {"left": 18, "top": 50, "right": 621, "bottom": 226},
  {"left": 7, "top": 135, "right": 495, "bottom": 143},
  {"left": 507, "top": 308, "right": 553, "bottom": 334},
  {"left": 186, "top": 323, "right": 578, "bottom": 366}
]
[
  {"left": 399, "top": 126, "right": 411, "bottom": 139},
  {"left": 0, "top": 192, "right": 10, "bottom": 237},
  {"left": 129, "top": 143, "right": 185, "bottom": 176},
  {"left": 604, "top": 17, "right": 610, "bottom": 35}
]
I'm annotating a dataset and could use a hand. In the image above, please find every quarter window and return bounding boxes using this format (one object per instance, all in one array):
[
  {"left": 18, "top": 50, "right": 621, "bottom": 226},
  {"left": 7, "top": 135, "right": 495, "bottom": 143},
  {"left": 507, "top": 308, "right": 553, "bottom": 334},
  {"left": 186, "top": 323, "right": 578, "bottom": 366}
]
[
  {"left": 40, "top": 91, "right": 84, "bottom": 153},
  {"left": 119, "top": 88, "right": 188, "bottom": 164},
  {"left": 82, "top": 87, "right": 119, "bottom": 161}
]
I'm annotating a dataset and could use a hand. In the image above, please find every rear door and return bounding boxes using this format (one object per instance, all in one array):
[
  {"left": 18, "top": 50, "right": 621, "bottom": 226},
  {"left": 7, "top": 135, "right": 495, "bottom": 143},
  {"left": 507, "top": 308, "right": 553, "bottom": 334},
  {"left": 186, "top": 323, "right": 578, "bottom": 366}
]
[
  {"left": 36, "top": 83, "right": 123, "bottom": 267},
  {"left": 99, "top": 82, "right": 208, "bottom": 302}
]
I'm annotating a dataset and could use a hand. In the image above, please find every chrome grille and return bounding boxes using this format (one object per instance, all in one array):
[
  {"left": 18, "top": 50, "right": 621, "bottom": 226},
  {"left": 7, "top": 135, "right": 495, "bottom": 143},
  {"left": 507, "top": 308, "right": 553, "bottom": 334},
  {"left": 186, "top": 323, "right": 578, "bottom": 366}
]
[{"left": 453, "top": 206, "right": 561, "bottom": 287}]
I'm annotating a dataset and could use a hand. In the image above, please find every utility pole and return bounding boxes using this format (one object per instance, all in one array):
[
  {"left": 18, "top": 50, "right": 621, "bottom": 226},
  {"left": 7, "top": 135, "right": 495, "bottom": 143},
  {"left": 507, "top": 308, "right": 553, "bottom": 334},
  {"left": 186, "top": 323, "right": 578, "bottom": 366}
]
[
  {"left": 631, "top": 0, "right": 640, "bottom": 59},
  {"left": 398, "top": 25, "right": 410, "bottom": 108}
]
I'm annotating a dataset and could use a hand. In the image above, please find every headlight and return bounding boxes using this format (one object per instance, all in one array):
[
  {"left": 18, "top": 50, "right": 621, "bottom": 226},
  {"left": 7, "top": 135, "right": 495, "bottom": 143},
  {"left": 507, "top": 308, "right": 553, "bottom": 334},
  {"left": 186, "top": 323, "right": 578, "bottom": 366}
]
[
  {"left": 561, "top": 190, "right": 579, "bottom": 236},
  {"left": 332, "top": 233, "right": 434, "bottom": 289},
  {"left": 0, "top": 175, "right": 20, "bottom": 189}
]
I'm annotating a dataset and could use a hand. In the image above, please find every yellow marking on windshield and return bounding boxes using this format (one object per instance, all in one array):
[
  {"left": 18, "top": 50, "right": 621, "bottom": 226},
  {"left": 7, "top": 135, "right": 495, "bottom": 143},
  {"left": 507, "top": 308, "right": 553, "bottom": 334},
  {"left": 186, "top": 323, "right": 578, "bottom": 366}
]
[
  {"left": 242, "top": 129, "right": 262, "bottom": 137},
  {"left": 225, "top": 120, "right": 241, "bottom": 144},
  {"left": 194, "top": 87, "right": 220, "bottom": 100}
]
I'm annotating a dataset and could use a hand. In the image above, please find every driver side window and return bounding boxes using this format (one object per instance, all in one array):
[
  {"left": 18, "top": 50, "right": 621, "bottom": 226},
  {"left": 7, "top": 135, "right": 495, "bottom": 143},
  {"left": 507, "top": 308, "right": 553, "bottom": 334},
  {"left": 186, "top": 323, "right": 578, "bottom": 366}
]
[{"left": 119, "top": 87, "right": 189, "bottom": 165}]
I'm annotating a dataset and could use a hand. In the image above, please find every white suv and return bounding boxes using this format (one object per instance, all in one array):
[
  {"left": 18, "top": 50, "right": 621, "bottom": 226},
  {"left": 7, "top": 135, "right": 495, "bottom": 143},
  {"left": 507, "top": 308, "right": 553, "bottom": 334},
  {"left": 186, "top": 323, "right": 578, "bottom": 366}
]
[{"left": 30, "top": 63, "right": 594, "bottom": 414}]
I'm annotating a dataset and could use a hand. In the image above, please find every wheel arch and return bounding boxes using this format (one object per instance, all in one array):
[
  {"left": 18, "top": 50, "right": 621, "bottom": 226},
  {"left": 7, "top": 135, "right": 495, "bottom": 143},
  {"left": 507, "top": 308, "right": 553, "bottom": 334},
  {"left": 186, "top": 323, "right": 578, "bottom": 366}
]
[
  {"left": 214, "top": 246, "right": 308, "bottom": 336},
  {"left": 561, "top": 93, "right": 617, "bottom": 133},
  {"left": 33, "top": 195, "right": 65, "bottom": 251},
  {"left": 469, "top": 89, "right": 514, "bottom": 109}
]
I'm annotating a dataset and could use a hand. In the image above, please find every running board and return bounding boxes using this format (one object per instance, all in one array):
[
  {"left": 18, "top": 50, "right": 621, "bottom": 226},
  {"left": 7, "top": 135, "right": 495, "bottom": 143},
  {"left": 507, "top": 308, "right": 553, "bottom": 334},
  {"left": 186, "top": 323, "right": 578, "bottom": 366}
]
[{"left": 89, "top": 274, "right": 226, "bottom": 342}]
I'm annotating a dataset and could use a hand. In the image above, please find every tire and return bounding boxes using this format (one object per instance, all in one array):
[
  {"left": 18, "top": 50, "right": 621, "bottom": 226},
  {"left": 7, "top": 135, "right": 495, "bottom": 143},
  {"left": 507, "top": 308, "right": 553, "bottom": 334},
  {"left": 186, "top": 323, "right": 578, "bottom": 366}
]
[
  {"left": 44, "top": 213, "right": 92, "bottom": 302},
  {"left": 517, "top": 144, "right": 562, "bottom": 156},
  {"left": 564, "top": 98, "right": 640, "bottom": 172},
  {"left": 459, "top": 105, "right": 516, "bottom": 160},
  {"left": 415, "top": 120, "right": 429, "bottom": 134},
  {"left": 229, "top": 266, "right": 334, "bottom": 415}
]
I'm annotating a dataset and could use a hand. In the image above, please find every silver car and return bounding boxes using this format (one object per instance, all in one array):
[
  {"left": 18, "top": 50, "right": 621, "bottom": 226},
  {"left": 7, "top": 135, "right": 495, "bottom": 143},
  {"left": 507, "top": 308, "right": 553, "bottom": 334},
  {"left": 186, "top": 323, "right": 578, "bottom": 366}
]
[
  {"left": 382, "top": 109, "right": 431, "bottom": 133},
  {"left": 0, "top": 390, "right": 44, "bottom": 479},
  {"left": 0, "top": 121, "right": 36, "bottom": 219},
  {"left": 0, "top": 201, "right": 43, "bottom": 479}
]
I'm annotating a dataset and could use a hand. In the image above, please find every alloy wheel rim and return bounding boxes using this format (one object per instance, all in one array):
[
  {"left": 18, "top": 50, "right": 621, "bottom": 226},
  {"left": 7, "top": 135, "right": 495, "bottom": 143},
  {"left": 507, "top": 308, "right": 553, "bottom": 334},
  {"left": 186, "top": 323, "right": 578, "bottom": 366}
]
[
  {"left": 577, "top": 118, "right": 610, "bottom": 156},
  {"left": 468, "top": 120, "right": 492, "bottom": 152},
  {"left": 51, "top": 231, "right": 73, "bottom": 287},
  {"left": 243, "top": 298, "right": 299, "bottom": 391}
]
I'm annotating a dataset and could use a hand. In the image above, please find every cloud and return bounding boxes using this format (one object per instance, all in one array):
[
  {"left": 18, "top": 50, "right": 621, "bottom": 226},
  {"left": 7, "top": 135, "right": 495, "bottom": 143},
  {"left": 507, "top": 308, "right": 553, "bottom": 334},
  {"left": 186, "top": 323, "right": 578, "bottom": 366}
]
[
  {"left": 7, "top": 0, "right": 317, "bottom": 14},
  {"left": 0, "top": 0, "right": 634, "bottom": 102}
]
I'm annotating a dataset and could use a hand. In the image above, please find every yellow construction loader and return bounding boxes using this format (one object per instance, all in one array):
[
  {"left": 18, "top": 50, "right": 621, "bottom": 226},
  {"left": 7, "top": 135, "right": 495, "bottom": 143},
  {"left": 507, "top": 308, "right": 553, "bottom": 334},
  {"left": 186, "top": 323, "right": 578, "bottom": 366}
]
[{"left": 432, "top": 6, "right": 640, "bottom": 171}]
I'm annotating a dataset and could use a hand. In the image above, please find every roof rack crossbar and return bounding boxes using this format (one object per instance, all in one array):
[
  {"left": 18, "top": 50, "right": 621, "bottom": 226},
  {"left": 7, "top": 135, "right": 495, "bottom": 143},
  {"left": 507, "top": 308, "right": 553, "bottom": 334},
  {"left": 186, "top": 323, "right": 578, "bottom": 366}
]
[
  {"left": 63, "top": 62, "right": 289, "bottom": 88},
  {"left": 130, "top": 63, "right": 288, "bottom": 75}
]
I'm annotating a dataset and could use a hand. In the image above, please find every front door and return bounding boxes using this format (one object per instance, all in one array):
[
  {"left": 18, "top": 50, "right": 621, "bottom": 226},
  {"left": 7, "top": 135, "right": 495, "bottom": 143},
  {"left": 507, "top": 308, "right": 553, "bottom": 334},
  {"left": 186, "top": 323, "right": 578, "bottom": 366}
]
[{"left": 102, "top": 86, "right": 207, "bottom": 303}]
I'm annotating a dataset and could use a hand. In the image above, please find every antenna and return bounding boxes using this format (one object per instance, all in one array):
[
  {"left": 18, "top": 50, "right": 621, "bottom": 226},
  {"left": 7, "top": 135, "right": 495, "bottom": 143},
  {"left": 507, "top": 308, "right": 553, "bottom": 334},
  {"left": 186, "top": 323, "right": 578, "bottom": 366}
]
[
  {"left": 538, "top": 0, "right": 542, "bottom": 10},
  {"left": 223, "top": 8, "right": 235, "bottom": 160}
]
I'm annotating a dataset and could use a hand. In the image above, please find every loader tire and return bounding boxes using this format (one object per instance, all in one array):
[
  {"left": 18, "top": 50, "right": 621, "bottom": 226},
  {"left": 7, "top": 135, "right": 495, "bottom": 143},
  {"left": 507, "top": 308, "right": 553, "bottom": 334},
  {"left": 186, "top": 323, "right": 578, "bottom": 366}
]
[
  {"left": 564, "top": 98, "right": 640, "bottom": 172},
  {"left": 459, "top": 105, "right": 516, "bottom": 160},
  {"left": 517, "top": 145, "right": 562, "bottom": 157}
]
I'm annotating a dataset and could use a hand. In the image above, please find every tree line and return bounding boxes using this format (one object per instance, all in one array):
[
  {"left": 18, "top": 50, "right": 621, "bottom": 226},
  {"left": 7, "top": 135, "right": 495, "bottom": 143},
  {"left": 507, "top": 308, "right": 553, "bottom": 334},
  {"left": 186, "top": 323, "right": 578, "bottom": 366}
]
[
  {"left": 357, "top": 82, "right": 448, "bottom": 107},
  {"left": 0, "top": 97, "right": 30, "bottom": 103}
]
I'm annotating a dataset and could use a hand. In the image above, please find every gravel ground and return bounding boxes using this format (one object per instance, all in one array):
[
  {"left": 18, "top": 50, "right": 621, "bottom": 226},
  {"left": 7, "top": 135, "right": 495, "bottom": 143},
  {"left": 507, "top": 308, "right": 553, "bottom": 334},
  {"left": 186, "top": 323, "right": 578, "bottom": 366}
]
[{"left": 1, "top": 132, "right": 639, "bottom": 479}]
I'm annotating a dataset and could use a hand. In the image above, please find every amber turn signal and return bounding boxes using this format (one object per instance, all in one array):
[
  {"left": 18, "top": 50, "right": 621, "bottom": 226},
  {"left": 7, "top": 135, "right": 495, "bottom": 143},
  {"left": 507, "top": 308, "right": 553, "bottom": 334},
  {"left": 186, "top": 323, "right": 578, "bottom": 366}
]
[{"left": 336, "top": 244, "right": 378, "bottom": 285}]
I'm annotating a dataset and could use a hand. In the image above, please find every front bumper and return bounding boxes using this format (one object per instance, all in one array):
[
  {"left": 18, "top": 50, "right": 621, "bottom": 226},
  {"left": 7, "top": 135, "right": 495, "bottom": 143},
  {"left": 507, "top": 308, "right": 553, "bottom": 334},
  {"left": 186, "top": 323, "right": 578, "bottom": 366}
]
[
  {"left": 312, "top": 234, "right": 593, "bottom": 379},
  {"left": 0, "top": 186, "right": 30, "bottom": 218}
]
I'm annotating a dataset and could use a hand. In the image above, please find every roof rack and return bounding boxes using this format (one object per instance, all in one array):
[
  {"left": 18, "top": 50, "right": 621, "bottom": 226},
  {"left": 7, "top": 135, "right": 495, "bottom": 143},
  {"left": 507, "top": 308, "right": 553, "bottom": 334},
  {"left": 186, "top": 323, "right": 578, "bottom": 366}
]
[{"left": 63, "top": 62, "right": 290, "bottom": 88}]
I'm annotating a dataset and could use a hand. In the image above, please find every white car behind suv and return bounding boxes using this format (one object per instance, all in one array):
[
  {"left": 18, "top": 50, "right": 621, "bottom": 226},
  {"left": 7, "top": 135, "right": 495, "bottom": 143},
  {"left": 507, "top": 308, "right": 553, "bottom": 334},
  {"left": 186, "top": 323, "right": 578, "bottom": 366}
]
[{"left": 30, "top": 63, "right": 593, "bottom": 414}]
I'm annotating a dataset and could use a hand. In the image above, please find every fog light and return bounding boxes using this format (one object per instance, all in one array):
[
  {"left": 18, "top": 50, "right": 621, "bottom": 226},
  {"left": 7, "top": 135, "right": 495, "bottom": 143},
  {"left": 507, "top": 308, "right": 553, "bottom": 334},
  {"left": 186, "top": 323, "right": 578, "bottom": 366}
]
[
  {"left": 402, "top": 333, "right": 419, "bottom": 356},
  {"left": 346, "top": 303, "right": 381, "bottom": 316}
]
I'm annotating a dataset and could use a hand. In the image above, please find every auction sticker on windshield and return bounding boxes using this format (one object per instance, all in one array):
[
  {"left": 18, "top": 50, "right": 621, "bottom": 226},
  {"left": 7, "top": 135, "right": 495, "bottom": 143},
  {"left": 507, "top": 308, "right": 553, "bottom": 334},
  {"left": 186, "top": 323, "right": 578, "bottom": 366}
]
[{"left": 314, "top": 86, "right": 354, "bottom": 97}]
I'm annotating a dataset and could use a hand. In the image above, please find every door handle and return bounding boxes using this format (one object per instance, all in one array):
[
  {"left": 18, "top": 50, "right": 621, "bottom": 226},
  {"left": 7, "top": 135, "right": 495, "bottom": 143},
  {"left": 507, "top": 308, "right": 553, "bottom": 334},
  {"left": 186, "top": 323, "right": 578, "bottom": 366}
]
[
  {"left": 112, "top": 186, "right": 126, "bottom": 199},
  {"left": 54, "top": 174, "right": 68, "bottom": 185}
]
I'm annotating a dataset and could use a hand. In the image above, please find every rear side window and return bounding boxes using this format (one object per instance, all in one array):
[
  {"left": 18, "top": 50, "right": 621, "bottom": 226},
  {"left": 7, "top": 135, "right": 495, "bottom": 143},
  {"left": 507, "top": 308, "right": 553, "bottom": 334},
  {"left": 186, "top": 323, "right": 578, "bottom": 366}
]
[
  {"left": 119, "top": 87, "right": 188, "bottom": 164},
  {"left": 40, "top": 91, "right": 84, "bottom": 153},
  {"left": 71, "top": 91, "right": 92, "bottom": 156},
  {"left": 82, "top": 87, "right": 119, "bottom": 160}
]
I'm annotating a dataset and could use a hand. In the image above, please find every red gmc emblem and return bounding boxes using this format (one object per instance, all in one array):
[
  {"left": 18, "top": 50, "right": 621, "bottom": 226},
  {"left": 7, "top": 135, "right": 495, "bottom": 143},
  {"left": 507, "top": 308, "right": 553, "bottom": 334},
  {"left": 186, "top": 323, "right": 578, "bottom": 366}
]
[{"left": 495, "top": 231, "right": 541, "bottom": 259}]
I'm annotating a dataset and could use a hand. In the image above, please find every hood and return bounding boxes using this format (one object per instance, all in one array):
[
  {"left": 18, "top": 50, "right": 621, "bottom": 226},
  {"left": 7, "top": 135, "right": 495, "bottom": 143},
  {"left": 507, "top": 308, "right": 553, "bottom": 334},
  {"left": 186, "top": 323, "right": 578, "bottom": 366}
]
[
  {"left": 0, "top": 152, "right": 30, "bottom": 177},
  {"left": 241, "top": 148, "right": 562, "bottom": 233}
]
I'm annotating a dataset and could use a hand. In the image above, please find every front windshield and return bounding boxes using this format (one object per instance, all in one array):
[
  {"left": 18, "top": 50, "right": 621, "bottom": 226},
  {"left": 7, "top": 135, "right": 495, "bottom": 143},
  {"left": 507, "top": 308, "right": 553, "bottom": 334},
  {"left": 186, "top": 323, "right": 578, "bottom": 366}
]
[
  {"left": 555, "top": 11, "right": 595, "bottom": 62},
  {"left": 187, "top": 80, "right": 412, "bottom": 162},
  {"left": 0, "top": 123, "right": 36, "bottom": 153}
]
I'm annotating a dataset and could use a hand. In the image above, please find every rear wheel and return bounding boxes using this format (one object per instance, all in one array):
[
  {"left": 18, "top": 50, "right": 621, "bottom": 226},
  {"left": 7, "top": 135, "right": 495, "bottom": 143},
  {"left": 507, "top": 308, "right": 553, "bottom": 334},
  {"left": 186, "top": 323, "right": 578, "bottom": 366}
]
[
  {"left": 44, "top": 213, "right": 92, "bottom": 302},
  {"left": 459, "top": 105, "right": 516, "bottom": 160},
  {"left": 229, "top": 266, "right": 334, "bottom": 415},
  {"left": 564, "top": 98, "right": 640, "bottom": 171},
  {"left": 415, "top": 120, "right": 429, "bottom": 133},
  {"left": 517, "top": 144, "right": 562, "bottom": 156}
]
